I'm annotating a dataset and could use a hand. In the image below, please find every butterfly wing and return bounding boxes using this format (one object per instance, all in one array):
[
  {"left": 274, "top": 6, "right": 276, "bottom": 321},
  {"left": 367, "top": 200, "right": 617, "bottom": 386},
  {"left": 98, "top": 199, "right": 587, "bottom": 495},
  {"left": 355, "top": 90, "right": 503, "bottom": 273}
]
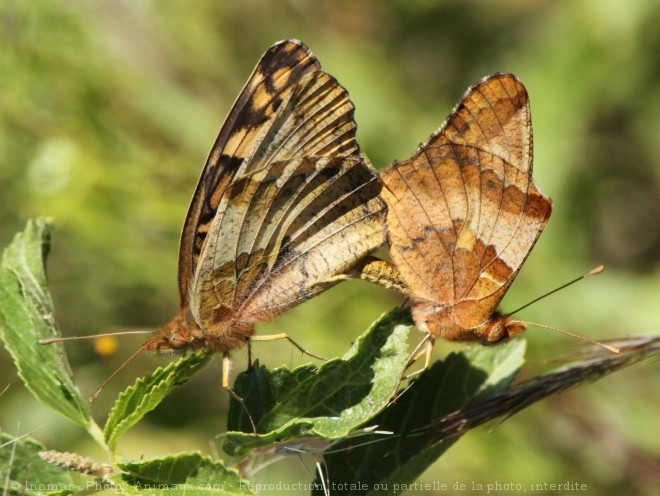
[
  {"left": 381, "top": 74, "right": 552, "bottom": 329},
  {"left": 177, "top": 39, "right": 321, "bottom": 306},
  {"left": 189, "top": 52, "right": 385, "bottom": 329}
]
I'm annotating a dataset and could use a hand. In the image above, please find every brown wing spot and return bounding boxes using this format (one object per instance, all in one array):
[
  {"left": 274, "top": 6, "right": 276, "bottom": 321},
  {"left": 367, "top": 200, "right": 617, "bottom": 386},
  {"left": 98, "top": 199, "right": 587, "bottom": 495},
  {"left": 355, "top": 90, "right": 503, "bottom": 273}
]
[
  {"left": 480, "top": 243, "right": 498, "bottom": 268},
  {"left": 500, "top": 183, "right": 526, "bottom": 215},
  {"left": 470, "top": 236, "right": 487, "bottom": 261},
  {"left": 212, "top": 260, "right": 234, "bottom": 280},
  {"left": 484, "top": 252, "right": 515, "bottom": 284},
  {"left": 526, "top": 189, "right": 553, "bottom": 220},
  {"left": 212, "top": 304, "right": 234, "bottom": 323}
]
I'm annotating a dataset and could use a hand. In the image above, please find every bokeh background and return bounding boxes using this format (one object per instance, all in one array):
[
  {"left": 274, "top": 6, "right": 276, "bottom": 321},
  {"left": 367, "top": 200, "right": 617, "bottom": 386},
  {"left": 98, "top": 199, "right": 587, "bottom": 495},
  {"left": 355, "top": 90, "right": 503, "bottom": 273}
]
[{"left": 1, "top": 1, "right": 660, "bottom": 494}]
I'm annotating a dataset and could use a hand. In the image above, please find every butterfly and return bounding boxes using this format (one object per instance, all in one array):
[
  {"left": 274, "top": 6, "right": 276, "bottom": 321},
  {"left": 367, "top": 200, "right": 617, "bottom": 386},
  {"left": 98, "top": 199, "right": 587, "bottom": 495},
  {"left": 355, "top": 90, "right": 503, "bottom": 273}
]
[
  {"left": 144, "top": 40, "right": 386, "bottom": 397},
  {"left": 378, "top": 73, "right": 553, "bottom": 366}
]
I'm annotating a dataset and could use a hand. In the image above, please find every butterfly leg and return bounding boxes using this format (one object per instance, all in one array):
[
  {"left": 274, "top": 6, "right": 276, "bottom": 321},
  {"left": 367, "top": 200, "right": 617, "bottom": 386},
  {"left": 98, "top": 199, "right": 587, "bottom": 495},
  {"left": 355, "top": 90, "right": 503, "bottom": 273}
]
[
  {"left": 250, "top": 334, "right": 327, "bottom": 361},
  {"left": 222, "top": 352, "right": 257, "bottom": 435},
  {"left": 391, "top": 334, "right": 435, "bottom": 401},
  {"left": 402, "top": 333, "right": 435, "bottom": 380}
]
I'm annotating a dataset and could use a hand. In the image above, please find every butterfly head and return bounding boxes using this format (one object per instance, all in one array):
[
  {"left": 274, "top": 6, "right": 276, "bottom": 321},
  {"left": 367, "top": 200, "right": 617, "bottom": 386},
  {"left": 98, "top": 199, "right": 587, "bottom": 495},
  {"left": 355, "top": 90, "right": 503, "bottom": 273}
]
[
  {"left": 144, "top": 308, "right": 256, "bottom": 354},
  {"left": 144, "top": 310, "right": 201, "bottom": 354},
  {"left": 481, "top": 312, "right": 527, "bottom": 343},
  {"left": 414, "top": 304, "right": 527, "bottom": 343}
]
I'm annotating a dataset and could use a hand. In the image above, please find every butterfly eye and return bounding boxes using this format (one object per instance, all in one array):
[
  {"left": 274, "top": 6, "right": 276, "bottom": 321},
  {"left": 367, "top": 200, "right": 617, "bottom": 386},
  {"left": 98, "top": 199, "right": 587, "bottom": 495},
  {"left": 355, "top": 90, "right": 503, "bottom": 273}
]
[
  {"left": 486, "top": 322, "right": 506, "bottom": 343},
  {"left": 167, "top": 333, "right": 189, "bottom": 350}
]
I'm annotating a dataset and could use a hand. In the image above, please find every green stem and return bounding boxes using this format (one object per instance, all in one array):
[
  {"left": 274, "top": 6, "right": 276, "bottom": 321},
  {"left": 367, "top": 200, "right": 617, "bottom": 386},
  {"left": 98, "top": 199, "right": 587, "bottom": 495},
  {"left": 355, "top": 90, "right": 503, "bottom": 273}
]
[{"left": 87, "top": 419, "right": 109, "bottom": 455}]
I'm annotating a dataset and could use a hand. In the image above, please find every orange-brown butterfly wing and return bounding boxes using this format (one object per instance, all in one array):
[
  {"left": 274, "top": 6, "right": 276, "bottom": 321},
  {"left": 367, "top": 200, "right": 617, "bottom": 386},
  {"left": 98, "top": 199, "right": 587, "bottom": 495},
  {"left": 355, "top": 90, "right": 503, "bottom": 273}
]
[
  {"left": 381, "top": 74, "right": 552, "bottom": 331},
  {"left": 177, "top": 39, "right": 320, "bottom": 306}
]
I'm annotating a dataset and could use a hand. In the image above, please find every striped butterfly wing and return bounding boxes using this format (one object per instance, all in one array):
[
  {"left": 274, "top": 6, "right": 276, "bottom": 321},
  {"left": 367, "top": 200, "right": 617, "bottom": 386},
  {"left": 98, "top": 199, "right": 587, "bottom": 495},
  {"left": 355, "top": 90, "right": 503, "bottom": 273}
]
[
  {"left": 177, "top": 39, "right": 321, "bottom": 307},
  {"left": 238, "top": 154, "right": 384, "bottom": 322},
  {"left": 190, "top": 50, "right": 385, "bottom": 330},
  {"left": 381, "top": 74, "right": 552, "bottom": 330}
]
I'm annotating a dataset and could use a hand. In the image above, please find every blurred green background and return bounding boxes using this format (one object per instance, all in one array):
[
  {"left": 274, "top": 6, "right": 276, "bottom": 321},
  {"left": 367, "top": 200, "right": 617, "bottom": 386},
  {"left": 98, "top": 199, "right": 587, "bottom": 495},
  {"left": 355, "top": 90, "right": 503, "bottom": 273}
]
[{"left": 1, "top": 1, "right": 659, "bottom": 494}]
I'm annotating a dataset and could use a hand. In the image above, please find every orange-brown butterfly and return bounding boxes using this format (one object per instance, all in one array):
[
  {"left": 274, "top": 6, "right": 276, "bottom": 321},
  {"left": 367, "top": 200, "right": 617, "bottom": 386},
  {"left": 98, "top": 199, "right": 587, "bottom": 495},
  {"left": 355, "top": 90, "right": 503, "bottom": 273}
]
[
  {"left": 378, "top": 74, "right": 553, "bottom": 366},
  {"left": 144, "top": 39, "right": 387, "bottom": 381}
]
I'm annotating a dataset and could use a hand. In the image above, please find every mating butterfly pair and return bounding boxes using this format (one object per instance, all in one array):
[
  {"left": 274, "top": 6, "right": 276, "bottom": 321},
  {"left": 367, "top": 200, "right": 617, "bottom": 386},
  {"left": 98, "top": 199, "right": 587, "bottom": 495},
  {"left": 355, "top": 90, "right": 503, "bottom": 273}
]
[{"left": 146, "top": 40, "right": 551, "bottom": 387}]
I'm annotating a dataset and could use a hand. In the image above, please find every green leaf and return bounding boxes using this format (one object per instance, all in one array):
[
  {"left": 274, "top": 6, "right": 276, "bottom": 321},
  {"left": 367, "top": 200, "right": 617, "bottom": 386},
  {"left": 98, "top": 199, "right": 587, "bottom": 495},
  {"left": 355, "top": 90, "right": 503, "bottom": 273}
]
[
  {"left": 0, "top": 432, "right": 73, "bottom": 496},
  {"left": 222, "top": 308, "right": 413, "bottom": 457},
  {"left": 104, "top": 350, "right": 213, "bottom": 450},
  {"left": 0, "top": 219, "right": 91, "bottom": 428},
  {"left": 114, "top": 453, "right": 255, "bottom": 495},
  {"left": 314, "top": 339, "right": 526, "bottom": 495}
]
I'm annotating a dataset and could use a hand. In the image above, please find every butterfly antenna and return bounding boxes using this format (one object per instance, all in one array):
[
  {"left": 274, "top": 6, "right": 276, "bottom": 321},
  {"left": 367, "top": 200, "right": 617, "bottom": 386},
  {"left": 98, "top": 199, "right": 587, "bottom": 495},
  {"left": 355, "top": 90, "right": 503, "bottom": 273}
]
[
  {"left": 89, "top": 344, "right": 147, "bottom": 402},
  {"left": 316, "top": 459, "right": 330, "bottom": 496},
  {"left": 286, "top": 448, "right": 330, "bottom": 496},
  {"left": 3, "top": 423, "right": 20, "bottom": 492},
  {"left": 512, "top": 320, "right": 620, "bottom": 354},
  {"left": 0, "top": 426, "right": 45, "bottom": 449},
  {"left": 507, "top": 265, "right": 605, "bottom": 317},
  {"left": 39, "top": 329, "right": 153, "bottom": 345},
  {"left": 504, "top": 265, "right": 615, "bottom": 353}
]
